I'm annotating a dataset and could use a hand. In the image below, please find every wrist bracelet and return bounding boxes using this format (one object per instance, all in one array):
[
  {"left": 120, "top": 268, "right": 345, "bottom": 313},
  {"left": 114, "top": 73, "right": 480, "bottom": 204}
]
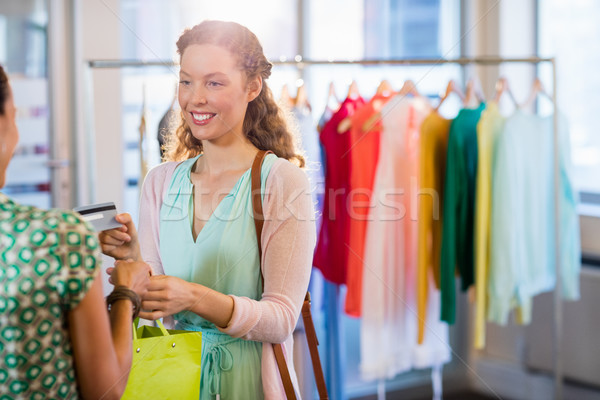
[{"left": 106, "top": 286, "right": 141, "bottom": 320}]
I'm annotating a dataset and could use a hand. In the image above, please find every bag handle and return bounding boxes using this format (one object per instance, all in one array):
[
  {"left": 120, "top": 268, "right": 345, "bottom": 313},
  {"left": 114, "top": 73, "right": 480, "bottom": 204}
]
[
  {"left": 251, "top": 150, "right": 329, "bottom": 400},
  {"left": 132, "top": 318, "right": 170, "bottom": 340}
]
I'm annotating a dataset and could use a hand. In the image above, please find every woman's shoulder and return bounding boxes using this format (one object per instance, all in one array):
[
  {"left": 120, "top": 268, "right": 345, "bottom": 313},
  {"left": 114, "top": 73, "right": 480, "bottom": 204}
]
[
  {"left": 264, "top": 157, "right": 311, "bottom": 202},
  {"left": 146, "top": 160, "right": 181, "bottom": 182},
  {"left": 268, "top": 157, "right": 310, "bottom": 187}
]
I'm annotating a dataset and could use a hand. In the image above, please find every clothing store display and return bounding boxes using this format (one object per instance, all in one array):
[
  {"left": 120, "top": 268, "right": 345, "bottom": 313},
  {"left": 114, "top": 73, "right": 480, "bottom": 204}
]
[
  {"left": 440, "top": 103, "right": 485, "bottom": 324},
  {"left": 138, "top": 153, "right": 315, "bottom": 399},
  {"left": 314, "top": 95, "right": 365, "bottom": 284},
  {"left": 361, "top": 96, "right": 450, "bottom": 380}
]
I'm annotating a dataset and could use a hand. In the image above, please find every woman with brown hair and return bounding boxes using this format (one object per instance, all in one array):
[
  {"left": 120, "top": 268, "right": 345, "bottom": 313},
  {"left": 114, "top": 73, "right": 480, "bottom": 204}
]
[
  {"left": 100, "top": 20, "right": 316, "bottom": 399},
  {"left": 0, "top": 64, "right": 151, "bottom": 399}
]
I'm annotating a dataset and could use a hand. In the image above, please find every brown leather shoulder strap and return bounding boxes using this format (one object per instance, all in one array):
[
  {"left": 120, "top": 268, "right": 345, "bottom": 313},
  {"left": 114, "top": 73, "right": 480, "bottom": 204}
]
[
  {"left": 251, "top": 149, "right": 269, "bottom": 268},
  {"left": 250, "top": 149, "right": 328, "bottom": 400},
  {"left": 302, "top": 293, "right": 329, "bottom": 399}
]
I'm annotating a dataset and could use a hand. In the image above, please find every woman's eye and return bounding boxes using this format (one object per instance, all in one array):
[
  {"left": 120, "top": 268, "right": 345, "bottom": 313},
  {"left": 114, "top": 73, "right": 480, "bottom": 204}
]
[
  {"left": 208, "top": 81, "right": 222, "bottom": 87},
  {"left": 179, "top": 80, "right": 191, "bottom": 86}
]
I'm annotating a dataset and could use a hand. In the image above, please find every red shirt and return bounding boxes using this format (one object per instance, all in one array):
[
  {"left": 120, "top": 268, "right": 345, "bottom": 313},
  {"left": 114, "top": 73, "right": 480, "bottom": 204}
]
[{"left": 313, "top": 95, "right": 365, "bottom": 284}]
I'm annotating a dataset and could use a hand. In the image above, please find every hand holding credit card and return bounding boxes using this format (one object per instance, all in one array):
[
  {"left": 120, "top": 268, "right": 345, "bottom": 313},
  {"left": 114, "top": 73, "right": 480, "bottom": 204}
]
[{"left": 73, "top": 202, "right": 123, "bottom": 232}]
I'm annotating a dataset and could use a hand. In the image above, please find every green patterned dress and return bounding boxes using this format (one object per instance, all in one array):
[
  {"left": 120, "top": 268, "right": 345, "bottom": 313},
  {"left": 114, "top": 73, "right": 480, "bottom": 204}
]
[{"left": 0, "top": 193, "right": 100, "bottom": 399}]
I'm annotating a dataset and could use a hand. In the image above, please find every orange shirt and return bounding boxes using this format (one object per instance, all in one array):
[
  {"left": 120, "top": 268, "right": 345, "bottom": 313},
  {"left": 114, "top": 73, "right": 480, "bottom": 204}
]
[{"left": 344, "top": 92, "right": 395, "bottom": 317}]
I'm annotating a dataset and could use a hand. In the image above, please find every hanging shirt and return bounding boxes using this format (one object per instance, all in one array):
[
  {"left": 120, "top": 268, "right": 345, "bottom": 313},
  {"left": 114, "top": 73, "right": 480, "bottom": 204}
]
[
  {"left": 440, "top": 103, "right": 485, "bottom": 324},
  {"left": 361, "top": 96, "right": 450, "bottom": 381},
  {"left": 473, "top": 102, "right": 505, "bottom": 349},
  {"left": 314, "top": 95, "right": 366, "bottom": 284},
  {"left": 345, "top": 92, "right": 395, "bottom": 317},
  {"left": 417, "top": 111, "right": 451, "bottom": 344},
  {"left": 488, "top": 112, "right": 580, "bottom": 326}
]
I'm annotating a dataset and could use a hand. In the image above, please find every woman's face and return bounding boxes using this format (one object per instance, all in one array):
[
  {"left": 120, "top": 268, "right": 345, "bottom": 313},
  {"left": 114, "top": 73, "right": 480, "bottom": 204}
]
[
  {"left": 0, "top": 90, "right": 19, "bottom": 189},
  {"left": 178, "top": 43, "right": 261, "bottom": 145}
]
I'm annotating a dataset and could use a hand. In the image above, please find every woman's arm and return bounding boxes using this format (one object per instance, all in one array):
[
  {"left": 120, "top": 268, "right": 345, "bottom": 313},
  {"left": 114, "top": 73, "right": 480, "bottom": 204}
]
[{"left": 69, "top": 262, "right": 150, "bottom": 399}]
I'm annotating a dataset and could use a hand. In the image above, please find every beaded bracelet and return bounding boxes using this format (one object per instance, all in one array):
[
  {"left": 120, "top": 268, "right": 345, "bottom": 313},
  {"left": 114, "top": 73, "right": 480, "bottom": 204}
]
[{"left": 106, "top": 286, "right": 141, "bottom": 320}]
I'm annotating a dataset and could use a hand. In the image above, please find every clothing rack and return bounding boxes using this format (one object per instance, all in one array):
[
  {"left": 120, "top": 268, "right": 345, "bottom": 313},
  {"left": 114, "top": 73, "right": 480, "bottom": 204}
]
[{"left": 86, "top": 56, "right": 563, "bottom": 400}]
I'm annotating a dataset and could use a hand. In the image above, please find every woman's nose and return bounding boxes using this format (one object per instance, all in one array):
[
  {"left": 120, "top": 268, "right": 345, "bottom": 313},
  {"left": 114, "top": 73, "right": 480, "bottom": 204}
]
[{"left": 190, "top": 87, "right": 207, "bottom": 105}]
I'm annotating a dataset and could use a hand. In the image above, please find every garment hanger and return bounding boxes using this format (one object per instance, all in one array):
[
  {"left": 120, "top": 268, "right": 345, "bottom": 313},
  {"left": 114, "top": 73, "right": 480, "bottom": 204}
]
[
  {"left": 294, "top": 83, "right": 311, "bottom": 111},
  {"left": 435, "top": 79, "right": 465, "bottom": 112},
  {"left": 337, "top": 81, "right": 361, "bottom": 133},
  {"left": 326, "top": 81, "right": 340, "bottom": 110},
  {"left": 375, "top": 79, "right": 394, "bottom": 97},
  {"left": 346, "top": 80, "right": 360, "bottom": 100},
  {"left": 398, "top": 79, "right": 420, "bottom": 97},
  {"left": 361, "top": 79, "right": 419, "bottom": 133},
  {"left": 463, "top": 77, "right": 486, "bottom": 108},
  {"left": 519, "top": 77, "right": 551, "bottom": 110},
  {"left": 493, "top": 76, "right": 519, "bottom": 107}
]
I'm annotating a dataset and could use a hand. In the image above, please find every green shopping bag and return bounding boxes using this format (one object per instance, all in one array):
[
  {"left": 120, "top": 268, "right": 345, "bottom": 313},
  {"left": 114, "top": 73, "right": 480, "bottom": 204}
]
[{"left": 121, "top": 320, "right": 202, "bottom": 399}]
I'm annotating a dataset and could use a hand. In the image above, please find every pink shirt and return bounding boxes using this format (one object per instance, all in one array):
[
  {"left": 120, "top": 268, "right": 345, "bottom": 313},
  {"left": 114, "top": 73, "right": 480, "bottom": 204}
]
[{"left": 138, "top": 158, "right": 316, "bottom": 399}]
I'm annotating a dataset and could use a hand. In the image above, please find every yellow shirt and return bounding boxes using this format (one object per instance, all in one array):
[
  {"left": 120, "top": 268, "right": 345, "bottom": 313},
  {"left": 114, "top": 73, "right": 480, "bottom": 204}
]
[
  {"left": 473, "top": 102, "right": 504, "bottom": 349},
  {"left": 417, "top": 111, "right": 451, "bottom": 344}
]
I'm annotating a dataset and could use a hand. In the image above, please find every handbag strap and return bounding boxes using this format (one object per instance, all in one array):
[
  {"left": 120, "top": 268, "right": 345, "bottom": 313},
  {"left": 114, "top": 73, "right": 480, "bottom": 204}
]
[{"left": 251, "top": 150, "right": 329, "bottom": 400}]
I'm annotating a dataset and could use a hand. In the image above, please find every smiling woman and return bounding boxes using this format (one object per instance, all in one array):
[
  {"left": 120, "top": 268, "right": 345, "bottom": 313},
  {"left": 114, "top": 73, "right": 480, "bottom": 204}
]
[
  {"left": 99, "top": 20, "right": 317, "bottom": 400},
  {"left": 164, "top": 21, "right": 303, "bottom": 166}
]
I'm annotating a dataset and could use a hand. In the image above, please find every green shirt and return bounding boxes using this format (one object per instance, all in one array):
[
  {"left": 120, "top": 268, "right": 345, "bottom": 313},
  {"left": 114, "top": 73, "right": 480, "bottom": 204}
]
[
  {"left": 440, "top": 103, "right": 485, "bottom": 324},
  {"left": 0, "top": 193, "right": 100, "bottom": 399}
]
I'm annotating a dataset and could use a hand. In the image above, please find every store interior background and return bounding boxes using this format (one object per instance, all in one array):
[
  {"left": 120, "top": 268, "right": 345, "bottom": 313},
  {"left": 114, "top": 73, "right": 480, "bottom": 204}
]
[{"left": 2, "top": 0, "right": 600, "bottom": 399}]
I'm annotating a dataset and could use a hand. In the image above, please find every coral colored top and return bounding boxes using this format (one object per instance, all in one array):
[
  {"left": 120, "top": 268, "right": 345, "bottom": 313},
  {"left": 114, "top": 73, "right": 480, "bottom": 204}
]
[{"left": 345, "top": 92, "right": 395, "bottom": 317}]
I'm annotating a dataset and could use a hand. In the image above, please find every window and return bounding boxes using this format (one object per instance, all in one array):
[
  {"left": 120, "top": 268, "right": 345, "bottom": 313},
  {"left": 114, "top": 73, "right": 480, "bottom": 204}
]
[{"left": 538, "top": 0, "right": 600, "bottom": 197}]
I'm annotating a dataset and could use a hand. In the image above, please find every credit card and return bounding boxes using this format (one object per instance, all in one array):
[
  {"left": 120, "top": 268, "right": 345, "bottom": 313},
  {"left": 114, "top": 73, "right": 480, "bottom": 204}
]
[{"left": 73, "top": 202, "right": 123, "bottom": 232}]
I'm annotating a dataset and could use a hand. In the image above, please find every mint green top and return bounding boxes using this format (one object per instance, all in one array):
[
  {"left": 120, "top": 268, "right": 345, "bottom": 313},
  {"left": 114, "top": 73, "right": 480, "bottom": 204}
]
[
  {"left": 488, "top": 112, "right": 580, "bottom": 325},
  {"left": 159, "top": 154, "right": 276, "bottom": 399}
]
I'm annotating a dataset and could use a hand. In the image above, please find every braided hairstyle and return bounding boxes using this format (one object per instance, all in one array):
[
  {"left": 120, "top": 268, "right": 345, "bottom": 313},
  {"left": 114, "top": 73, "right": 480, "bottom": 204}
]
[{"left": 164, "top": 20, "right": 304, "bottom": 167}]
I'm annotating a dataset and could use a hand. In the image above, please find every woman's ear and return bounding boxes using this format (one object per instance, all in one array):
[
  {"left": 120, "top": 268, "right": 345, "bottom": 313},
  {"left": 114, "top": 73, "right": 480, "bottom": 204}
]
[{"left": 246, "top": 76, "right": 262, "bottom": 102}]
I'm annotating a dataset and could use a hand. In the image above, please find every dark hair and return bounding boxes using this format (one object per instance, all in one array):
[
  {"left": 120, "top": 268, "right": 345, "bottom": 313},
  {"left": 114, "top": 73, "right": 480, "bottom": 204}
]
[
  {"left": 0, "top": 65, "right": 9, "bottom": 115},
  {"left": 164, "top": 20, "right": 304, "bottom": 167}
]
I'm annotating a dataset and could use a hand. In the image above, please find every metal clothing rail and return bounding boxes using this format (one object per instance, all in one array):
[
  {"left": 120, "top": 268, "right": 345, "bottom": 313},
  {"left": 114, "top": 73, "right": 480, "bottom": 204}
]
[
  {"left": 87, "top": 56, "right": 554, "bottom": 68},
  {"left": 86, "top": 56, "right": 562, "bottom": 400}
]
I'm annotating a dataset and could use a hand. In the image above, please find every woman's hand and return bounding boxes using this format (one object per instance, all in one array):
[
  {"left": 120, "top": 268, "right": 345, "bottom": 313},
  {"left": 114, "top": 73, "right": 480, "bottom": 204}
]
[
  {"left": 110, "top": 259, "right": 152, "bottom": 298},
  {"left": 138, "top": 275, "right": 194, "bottom": 320},
  {"left": 99, "top": 213, "right": 142, "bottom": 261}
]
